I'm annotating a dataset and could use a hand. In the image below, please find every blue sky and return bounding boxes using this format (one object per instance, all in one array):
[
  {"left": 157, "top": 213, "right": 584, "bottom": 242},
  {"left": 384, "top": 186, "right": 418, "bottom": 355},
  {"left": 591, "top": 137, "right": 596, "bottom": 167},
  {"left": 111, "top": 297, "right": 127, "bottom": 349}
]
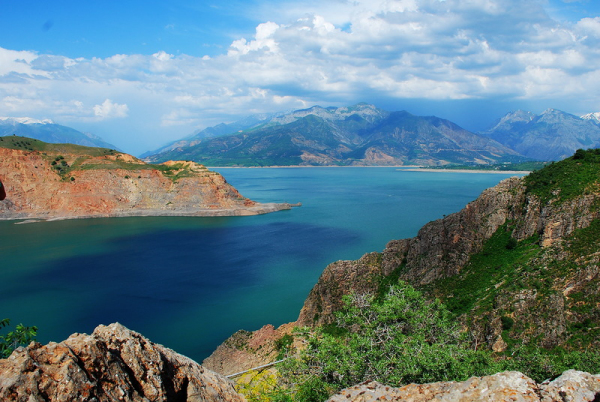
[{"left": 1, "top": 0, "right": 600, "bottom": 155}]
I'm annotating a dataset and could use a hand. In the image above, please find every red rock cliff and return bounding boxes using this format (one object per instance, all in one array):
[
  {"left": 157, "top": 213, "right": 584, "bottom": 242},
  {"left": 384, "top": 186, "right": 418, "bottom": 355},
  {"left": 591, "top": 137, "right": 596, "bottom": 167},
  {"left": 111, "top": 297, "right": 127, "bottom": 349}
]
[{"left": 0, "top": 147, "right": 289, "bottom": 220}]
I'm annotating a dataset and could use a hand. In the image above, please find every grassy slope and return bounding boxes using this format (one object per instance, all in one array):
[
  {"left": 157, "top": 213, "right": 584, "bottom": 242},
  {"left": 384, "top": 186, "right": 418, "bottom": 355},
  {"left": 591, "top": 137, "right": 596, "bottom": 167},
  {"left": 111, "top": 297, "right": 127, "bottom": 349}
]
[
  {"left": 422, "top": 149, "right": 600, "bottom": 351},
  {"left": 0, "top": 136, "right": 205, "bottom": 181}
]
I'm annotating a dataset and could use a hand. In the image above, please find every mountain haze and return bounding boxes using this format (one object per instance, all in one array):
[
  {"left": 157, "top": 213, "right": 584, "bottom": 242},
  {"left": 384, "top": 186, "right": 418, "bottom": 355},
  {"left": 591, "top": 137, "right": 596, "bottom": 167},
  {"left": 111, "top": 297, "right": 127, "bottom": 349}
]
[
  {"left": 481, "top": 109, "right": 600, "bottom": 161},
  {"left": 145, "top": 104, "right": 522, "bottom": 166},
  {"left": 0, "top": 117, "right": 118, "bottom": 150}
]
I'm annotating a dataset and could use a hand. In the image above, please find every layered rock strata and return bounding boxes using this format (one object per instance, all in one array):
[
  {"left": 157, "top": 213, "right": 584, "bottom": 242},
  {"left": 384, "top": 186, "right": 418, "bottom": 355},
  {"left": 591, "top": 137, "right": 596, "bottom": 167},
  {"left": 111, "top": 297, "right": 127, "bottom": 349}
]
[
  {"left": 0, "top": 323, "right": 246, "bottom": 402},
  {"left": 0, "top": 147, "right": 291, "bottom": 220}
]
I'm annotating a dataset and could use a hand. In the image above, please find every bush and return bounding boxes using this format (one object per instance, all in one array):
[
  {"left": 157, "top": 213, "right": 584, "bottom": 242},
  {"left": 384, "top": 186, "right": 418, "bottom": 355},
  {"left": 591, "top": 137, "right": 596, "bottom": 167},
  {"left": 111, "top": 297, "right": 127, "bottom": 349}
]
[
  {"left": 0, "top": 318, "right": 37, "bottom": 358},
  {"left": 284, "top": 282, "right": 500, "bottom": 398}
]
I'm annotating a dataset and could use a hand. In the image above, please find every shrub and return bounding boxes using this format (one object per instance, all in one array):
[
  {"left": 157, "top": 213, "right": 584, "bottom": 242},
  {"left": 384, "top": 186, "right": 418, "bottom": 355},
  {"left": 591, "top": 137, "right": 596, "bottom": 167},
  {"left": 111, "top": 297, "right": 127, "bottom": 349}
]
[
  {"left": 283, "top": 282, "right": 500, "bottom": 398},
  {"left": 0, "top": 318, "right": 37, "bottom": 358}
]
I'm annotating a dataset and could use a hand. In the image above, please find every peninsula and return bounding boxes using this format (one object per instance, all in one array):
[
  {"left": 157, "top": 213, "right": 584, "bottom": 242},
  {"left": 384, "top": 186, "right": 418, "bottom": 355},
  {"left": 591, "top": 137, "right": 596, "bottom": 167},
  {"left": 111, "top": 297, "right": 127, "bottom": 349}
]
[{"left": 0, "top": 136, "right": 292, "bottom": 221}]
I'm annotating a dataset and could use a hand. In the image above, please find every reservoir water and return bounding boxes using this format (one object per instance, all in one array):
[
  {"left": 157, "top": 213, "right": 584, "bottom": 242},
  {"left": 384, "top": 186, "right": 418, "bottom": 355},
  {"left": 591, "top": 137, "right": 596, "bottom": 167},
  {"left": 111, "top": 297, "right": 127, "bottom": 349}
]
[{"left": 0, "top": 167, "right": 525, "bottom": 362}]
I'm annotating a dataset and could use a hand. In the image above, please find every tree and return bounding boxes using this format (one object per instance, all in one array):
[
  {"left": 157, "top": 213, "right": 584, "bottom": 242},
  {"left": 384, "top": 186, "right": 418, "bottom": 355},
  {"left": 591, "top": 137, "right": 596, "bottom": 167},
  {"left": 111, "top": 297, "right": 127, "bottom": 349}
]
[
  {"left": 0, "top": 318, "right": 38, "bottom": 358},
  {"left": 280, "top": 281, "right": 498, "bottom": 400}
]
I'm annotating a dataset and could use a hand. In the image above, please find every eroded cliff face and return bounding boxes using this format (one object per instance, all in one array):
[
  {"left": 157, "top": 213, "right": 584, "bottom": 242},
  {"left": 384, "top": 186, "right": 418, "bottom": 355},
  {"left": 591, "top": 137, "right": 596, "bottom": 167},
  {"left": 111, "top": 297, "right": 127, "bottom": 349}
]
[
  {"left": 297, "top": 177, "right": 528, "bottom": 327},
  {"left": 297, "top": 173, "right": 600, "bottom": 350},
  {"left": 0, "top": 147, "right": 289, "bottom": 220},
  {"left": 202, "top": 323, "right": 296, "bottom": 376},
  {"left": 0, "top": 323, "right": 245, "bottom": 402}
]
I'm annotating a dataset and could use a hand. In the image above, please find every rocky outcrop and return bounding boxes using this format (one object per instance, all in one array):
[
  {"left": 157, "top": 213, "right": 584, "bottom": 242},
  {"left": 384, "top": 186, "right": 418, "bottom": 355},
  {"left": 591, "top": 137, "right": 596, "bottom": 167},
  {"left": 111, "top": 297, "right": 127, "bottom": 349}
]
[
  {"left": 298, "top": 172, "right": 600, "bottom": 330},
  {"left": 327, "top": 370, "right": 600, "bottom": 402},
  {"left": 0, "top": 147, "right": 291, "bottom": 220},
  {"left": 298, "top": 177, "right": 528, "bottom": 327},
  {"left": 0, "top": 323, "right": 246, "bottom": 402},
  {"left": 203, "top": 323, "right": 296, "bottom": 376}
]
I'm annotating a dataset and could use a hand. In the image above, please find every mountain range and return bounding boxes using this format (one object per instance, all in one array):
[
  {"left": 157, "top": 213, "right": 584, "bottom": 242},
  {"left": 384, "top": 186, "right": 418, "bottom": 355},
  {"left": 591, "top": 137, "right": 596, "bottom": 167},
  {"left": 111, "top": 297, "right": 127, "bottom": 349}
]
[
  {"left": 0, "top": 117, "right": 118, "bottom": 150},
  {"left": 143, "top": 104, "right": 600, "bottom": 166},
  {"left": 143, "top": 104, "right": 524, "bottom": 166},
  {"left": 6, "top": 104, "right": 600, "bottom": 166},
  {"left": 480, "top": 109, "right": 600, "bottom": 161}
]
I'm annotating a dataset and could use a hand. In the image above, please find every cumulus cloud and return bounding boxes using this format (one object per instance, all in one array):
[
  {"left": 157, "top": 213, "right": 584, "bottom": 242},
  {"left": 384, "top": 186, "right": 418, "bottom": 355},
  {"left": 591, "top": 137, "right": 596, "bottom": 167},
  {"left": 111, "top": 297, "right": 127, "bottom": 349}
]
[
  {"left": 1, "top": 0, "right": 600, "bottom": 154},
  {"left": 93, "top": 99, "right": 129, "bottom": 119}
]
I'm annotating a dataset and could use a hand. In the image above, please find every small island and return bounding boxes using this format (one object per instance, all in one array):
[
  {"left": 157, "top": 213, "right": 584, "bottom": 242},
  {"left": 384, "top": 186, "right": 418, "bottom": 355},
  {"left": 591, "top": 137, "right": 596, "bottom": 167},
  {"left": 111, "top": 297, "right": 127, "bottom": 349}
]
[{"left": 0, "top": 136, "right": 294, "bottom": 221}]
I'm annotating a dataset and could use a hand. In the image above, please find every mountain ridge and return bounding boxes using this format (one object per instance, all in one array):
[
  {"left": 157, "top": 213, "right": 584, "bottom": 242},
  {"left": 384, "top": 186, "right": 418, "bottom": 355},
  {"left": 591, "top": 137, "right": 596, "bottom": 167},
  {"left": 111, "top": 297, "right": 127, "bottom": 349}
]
[
  {"left": 0, "top": 117, "right": 118, "bottom": 150},
  {"left": 481, "top": 108, "right": 600, "bottom": 161},
  {"left": 144, "top": 104, "right": 522, "bottom": 166}
]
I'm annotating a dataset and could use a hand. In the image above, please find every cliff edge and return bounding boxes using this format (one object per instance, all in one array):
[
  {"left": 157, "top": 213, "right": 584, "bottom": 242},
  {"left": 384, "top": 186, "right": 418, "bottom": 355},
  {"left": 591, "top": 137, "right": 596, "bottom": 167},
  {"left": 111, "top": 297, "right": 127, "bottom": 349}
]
[
  {"left": 298, "top": 150, "right": 600, "bottom": 351},
  {"left": 0, "top": 323, "right": 245, "bottom": 401},
  {"left": 0, "top": 136, "right": 292, "bottom": 220}
]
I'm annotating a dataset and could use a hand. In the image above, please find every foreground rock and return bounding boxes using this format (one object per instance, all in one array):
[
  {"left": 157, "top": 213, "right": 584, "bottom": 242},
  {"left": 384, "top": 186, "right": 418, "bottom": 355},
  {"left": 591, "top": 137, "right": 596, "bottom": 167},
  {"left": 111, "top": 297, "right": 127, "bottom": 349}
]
[
  {"left": 0, "top": 140, "right": 293, "bottom": 221},
  {"left": 328, "top": 370, "right": 600, "bottom": 402},
  {"left": 0, "top": 323, "right": 245, "bottom": 401}
]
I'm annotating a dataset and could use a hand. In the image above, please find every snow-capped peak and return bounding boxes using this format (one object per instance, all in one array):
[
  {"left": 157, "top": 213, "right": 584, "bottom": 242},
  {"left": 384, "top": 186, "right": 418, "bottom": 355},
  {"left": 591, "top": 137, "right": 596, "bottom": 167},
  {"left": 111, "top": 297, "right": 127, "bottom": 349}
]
[
  {"left": 0, "top": 117, "right": 54, "bottom": 125},
  {"left": 581, "top": 112, "right": 600, "bottom": 124}
]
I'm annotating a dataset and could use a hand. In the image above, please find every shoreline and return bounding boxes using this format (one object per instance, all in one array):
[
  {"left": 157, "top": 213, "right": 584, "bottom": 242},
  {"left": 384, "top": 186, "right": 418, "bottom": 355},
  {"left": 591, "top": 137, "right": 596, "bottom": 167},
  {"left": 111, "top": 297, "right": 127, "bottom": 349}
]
[
  {"left": 3, "top": 202, "right": 297, "bottom": 224},
  {"left": 210, "top": 165, "right": 421, "bottom": 168},
  {"left": 211, "top": 165, "right": 530, "bottom": 174},
  {"left": 404, "top": 168, "right": 530, "bottom": 174}
]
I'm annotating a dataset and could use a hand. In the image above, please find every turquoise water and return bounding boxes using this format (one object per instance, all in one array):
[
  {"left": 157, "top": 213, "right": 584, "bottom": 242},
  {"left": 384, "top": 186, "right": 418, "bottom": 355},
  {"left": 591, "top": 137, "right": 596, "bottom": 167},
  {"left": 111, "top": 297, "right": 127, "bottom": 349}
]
[{"left": 0, "top": 168, "right": 524, "bottom": 361}]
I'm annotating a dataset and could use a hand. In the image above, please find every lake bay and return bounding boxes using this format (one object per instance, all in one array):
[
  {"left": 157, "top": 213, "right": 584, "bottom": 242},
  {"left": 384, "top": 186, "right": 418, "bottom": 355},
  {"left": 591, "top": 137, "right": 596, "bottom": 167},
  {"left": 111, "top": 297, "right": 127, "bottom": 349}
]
[{"left": 0, "top": 168, "right": 525, "bottom": 362}]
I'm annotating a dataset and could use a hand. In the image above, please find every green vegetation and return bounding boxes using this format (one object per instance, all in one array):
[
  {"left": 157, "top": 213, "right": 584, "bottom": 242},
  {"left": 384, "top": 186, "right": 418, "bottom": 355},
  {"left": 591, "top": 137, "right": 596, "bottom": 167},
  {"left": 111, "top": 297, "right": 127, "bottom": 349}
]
[
  {"left": 427, "top": 223, "right": 543, "bottom": 317},
  {"left": 524, "top": 148, "right": 600, "bottom": 204},
  {"left": 275, "top": 334, "right": 294, "bottom": 360},
  {"left": 423, "top": 160, "right": 549, "bottom": 172},
  {"left": 240, "top": 281, "right": 600, "bottom": 401},
  {"left": 0, "top": 318, "right": 37, "bottom": 358},
  {"left": 0, "top": 135, "right": 116, "bottom": 156},
  {"left": 0, "top": 136, "right": 205, "bottom": 181}
]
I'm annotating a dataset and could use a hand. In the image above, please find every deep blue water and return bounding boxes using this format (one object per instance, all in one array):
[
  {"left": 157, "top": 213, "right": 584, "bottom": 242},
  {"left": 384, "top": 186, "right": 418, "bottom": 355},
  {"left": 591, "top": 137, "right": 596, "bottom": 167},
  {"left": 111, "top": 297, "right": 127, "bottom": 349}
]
[{"left": 0, "top": 168, "right": 524, "bottom": 361}]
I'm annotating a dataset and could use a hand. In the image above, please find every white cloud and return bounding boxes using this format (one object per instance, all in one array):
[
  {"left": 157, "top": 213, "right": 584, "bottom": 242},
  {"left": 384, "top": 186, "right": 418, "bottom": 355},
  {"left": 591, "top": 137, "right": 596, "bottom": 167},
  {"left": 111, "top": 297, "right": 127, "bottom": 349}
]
[
  {"left": 93, "top": 99, "right": 129, "bottom": 119},
  {"left": 153, "top": 51, "right": 173, "bottom": 61},
  {"left": 229, "top": 21, "right": 280, "bottom": 55},
  {"left": 1, "top": 0, "right": 600, "bottom": 154}
]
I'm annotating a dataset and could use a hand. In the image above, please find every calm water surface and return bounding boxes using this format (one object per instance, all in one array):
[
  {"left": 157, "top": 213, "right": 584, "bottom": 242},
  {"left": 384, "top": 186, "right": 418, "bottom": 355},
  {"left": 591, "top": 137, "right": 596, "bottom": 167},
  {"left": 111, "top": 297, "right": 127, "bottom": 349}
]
[{"left": 0, "top": 168, "right": 524, "bottom": 361}]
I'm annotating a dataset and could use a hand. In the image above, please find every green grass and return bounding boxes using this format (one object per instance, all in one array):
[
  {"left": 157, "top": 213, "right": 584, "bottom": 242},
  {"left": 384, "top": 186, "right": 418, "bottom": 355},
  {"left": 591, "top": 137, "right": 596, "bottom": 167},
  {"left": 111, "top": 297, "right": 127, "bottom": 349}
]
[
  {"left": 524, "top": 148, "right": 600, "bottom": 204},
  {"left": 1, "top": 135, "right": 206, "bottom": 181},
  {"left": 0, "top": 135, "right": 116, "bottom": 156},
  {"left": 429, "top": 223, "right": 543, "bottom": 317}
]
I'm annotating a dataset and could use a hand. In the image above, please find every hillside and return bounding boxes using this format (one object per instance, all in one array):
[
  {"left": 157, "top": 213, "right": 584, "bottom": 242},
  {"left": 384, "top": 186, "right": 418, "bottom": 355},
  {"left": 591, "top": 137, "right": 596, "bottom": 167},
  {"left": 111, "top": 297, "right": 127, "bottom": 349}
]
[
  {"left": 0, "top": 136, "right": 291, "bottom": 220},
  {"left": 203, "top": 149, "right": 600, "bottom": 396},
  {"left": 481, "top": 109, "right": 600, "bottom": 161},
  {"left": 0, "top": 117, "right": 118, "bottom": 150},
  {"left": 298, "top": 148, "right": 600, "bottom": 351},
  {"left": 144, "top": 104, "right": 523, "bottom": 166}
]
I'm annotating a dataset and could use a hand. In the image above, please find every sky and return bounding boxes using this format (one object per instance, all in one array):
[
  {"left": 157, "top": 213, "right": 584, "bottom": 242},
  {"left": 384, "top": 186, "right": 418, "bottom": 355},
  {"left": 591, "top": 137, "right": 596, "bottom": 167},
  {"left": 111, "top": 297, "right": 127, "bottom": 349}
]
[{"left": 1, "top": 0, "right": 600, "bottom": 155}]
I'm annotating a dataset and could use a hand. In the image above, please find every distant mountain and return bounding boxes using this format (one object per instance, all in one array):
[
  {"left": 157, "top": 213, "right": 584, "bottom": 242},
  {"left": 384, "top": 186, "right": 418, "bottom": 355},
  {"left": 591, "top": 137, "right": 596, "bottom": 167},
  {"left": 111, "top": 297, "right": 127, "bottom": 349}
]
[
  {"left": 139, "top": 112, "right": 283, "bottom": 158},
  {"left": 144, "top": 104, "right": 523, "bottom": 166},
  {"left": 581, "top": 112, "right": 600, "bottom": 125},
  {"left": 0, "top": 117, "right": 118, "bottom": 150},
  {"left": 481, "top": 109, "right": 600, "bottom": 161}
]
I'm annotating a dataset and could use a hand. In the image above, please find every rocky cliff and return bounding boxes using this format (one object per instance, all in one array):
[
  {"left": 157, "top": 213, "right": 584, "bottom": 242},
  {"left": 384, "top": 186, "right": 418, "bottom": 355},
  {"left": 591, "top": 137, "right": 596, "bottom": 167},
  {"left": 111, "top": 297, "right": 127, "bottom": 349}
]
[
  {"left": 0, "top": 323, "right": 245, "bottom": 401},
  {"left": 297, "top": 150, "right": 600, "bottom": 351},
  {"left": 202, "top": 323, "right": 296, "bottom": 376},
  {"left": 328, "top": 370, "right": 600, "bottom": 402},
  {"left": 0, "top": 137, "right": 291, "bottom": 220},
  {"left": 2, "top": 324, "right": 599, "bottom": 402}
]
